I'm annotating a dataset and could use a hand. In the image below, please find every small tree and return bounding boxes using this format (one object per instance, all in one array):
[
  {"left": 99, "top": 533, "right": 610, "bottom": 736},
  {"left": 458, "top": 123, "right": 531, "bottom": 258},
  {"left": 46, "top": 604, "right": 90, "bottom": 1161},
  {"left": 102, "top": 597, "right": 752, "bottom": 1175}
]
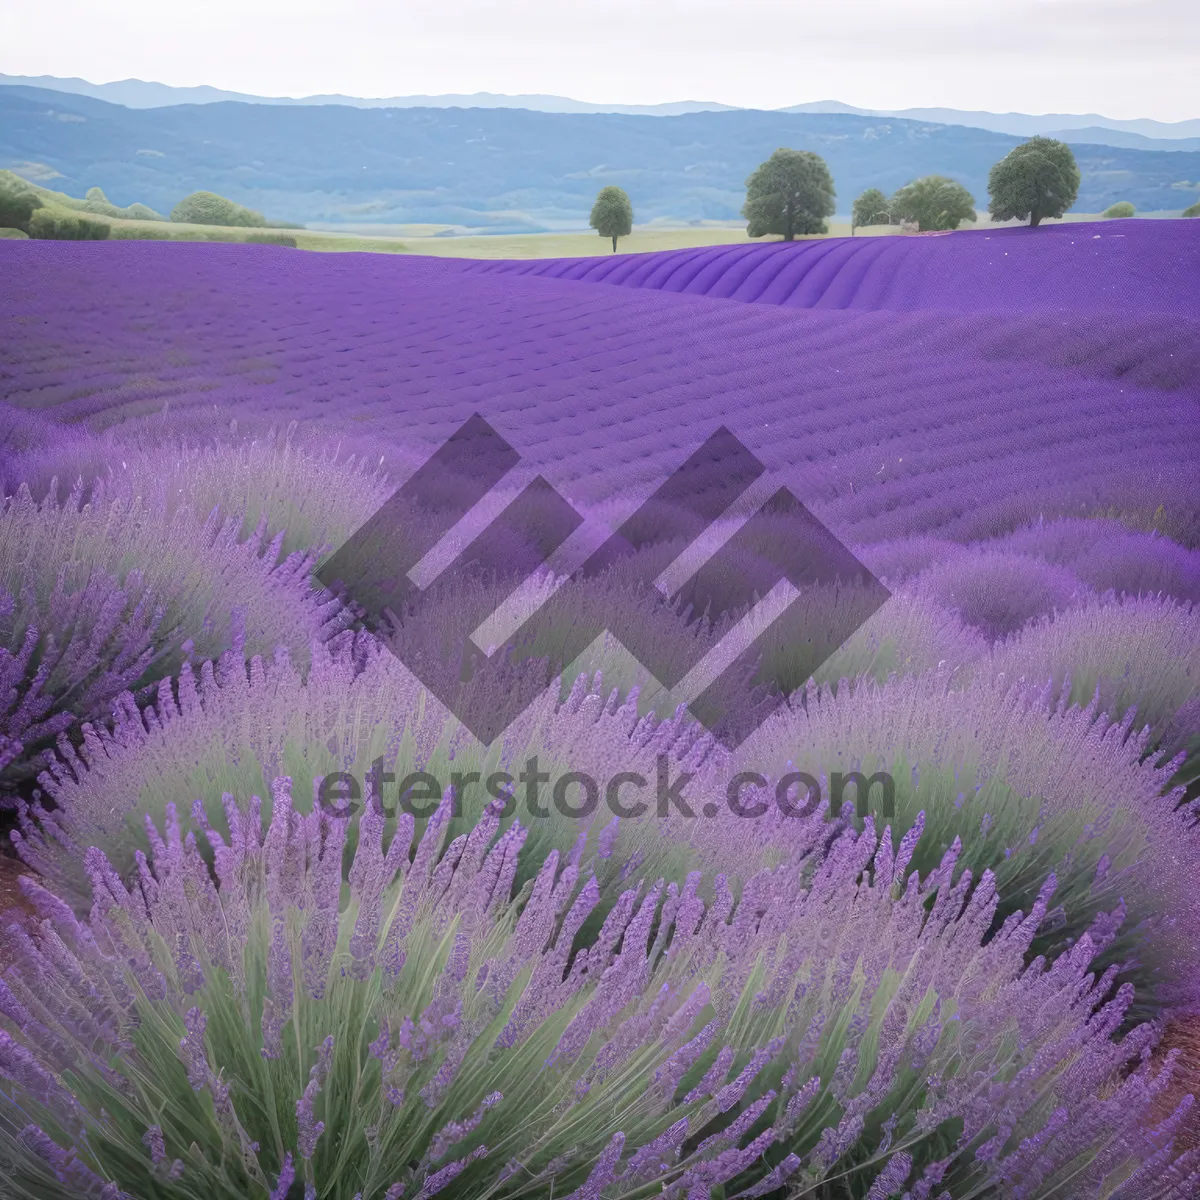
[
  {"left": 890, "top": 175, "right": 977, "bottom": 231},
  {"left": 851, "top": 187, "right": 891, "bottom": 235},
  {"left": 0, "top": 180, "right": 41, "bottom": 233},
  {"left": 743, "top": 149, "right": 835, "bottom": 241},
  {"left": 988, "top": 136, "right": 1080, "bottom": 227},
  {"left": 589, "top": 186, "right": 633, "bottom": 252},
  {"left": 1184, "top": 201, "right": 1200, "bottom": 218},
  {"left": 1103, "top": 201, "right": 1135, "bottom": 219}
]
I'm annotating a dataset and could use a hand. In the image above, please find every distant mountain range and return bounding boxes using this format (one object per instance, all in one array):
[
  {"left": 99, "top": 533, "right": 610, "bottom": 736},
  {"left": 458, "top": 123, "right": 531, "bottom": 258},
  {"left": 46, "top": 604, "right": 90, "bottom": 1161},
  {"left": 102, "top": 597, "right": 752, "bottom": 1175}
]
[
  {"left": 3, "top": 84, "right": 1198, "bottom": 232},
  {"left": 3, "top": 73, "right": 1199, "bottom": 150},
  {"left": 0, "top": 75, "right": 741, "bottom": 118}
]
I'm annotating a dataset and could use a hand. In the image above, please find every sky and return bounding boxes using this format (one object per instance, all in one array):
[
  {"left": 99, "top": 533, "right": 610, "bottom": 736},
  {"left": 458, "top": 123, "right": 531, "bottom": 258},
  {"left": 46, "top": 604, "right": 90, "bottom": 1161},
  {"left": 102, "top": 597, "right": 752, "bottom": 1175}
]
[{"left": 2, "top": 0, "right": 1196, "bottom": 120}]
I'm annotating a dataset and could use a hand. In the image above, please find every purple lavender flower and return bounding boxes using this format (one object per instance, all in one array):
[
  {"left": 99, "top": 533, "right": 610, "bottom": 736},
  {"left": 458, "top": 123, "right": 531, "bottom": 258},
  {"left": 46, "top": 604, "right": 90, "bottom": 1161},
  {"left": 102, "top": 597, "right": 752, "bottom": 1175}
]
[
  {"left": 141, "top": 1125, "right": 166, "bottom": 1165},
  {"left": 178, "top": 1006, "right": 208, "bottom": 1091},
  {"left": 866, "top": 1151, "right": 913, "bottom": 1198},
  {"left": 269, "top": 1151, "right": 295, "bottom": 1200}
]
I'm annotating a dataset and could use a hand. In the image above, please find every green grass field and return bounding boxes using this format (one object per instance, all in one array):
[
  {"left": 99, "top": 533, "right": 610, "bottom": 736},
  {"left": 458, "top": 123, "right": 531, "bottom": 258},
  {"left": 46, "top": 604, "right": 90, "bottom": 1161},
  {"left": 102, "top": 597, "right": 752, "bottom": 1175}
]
[
  {"left": 372, "top": 223, "right": 874, "bottom": 258},
  {"left": 293, "top": 211, "right": 1185, "bottom": 257}
]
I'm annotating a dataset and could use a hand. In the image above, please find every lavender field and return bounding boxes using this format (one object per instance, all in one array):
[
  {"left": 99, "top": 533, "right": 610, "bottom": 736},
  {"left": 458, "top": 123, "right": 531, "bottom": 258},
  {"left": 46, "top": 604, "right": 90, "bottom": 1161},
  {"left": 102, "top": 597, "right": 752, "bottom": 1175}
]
[{"left": 0, "top": 221, "right": 1198, "bottom": 1199}]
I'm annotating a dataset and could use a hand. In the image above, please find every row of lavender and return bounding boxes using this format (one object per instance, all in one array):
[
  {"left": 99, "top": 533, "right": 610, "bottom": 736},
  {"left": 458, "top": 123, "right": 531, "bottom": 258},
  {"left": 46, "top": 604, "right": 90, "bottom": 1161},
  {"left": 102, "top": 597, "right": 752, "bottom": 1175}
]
[
  {"left": 3, "top": 240, "right": 1198, "bottom": 547},
  {"left": 1, "top": 413, "right": 1198, "bottom": 1199},
  {"left": 459, "top": 221, "right": 1200, "bottom": 318}
]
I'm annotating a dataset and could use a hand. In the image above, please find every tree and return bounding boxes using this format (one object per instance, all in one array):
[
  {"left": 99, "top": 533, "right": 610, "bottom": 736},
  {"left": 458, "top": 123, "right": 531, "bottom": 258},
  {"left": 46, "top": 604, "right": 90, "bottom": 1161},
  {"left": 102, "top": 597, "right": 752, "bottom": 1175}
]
[
  {"left": 0, "top": 179, "right": 41, "bottom": 233},
  {"left": 1185, "top": 201, "right": 1200, "bottom": 218},
  {"left": 987, "top": 136, "right": 1080, "bottom": 227},
  {"left": 170, "top": 191, "right": 268, "bottom": 227},
  {"left": 589, "top": 186, "right": 633, "bottom": 252},
  {"left": 1102, "top": 201, "right": 1135, "bottom": 219},
  {"left": 890, "top": 175, "right": 976, "bottom": 232},
  {"left": 743, "top": 149, "right": 835, "bottom": 241},
  {"left": 851, "top": 188, "right": 892, "bottom": 235}
]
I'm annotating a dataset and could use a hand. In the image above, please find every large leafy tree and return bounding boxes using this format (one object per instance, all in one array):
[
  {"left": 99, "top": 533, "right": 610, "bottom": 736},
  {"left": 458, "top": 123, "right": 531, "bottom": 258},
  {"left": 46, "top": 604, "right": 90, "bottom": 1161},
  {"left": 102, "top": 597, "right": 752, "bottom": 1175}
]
[
  {"left": 589, "top": 185, "right": 633, "bottom": 252},
  {"left": 988, "top": 136, "right": 1080, "bottom": 227},
  {"left": 890, "top": 175, "right": 977, "bottom": 231},
  {"left": 743, "top": 148, "right": 835, "bottom": 241},
  {"left": 851, "top": 187, "right": 892, "bottom": 234}
]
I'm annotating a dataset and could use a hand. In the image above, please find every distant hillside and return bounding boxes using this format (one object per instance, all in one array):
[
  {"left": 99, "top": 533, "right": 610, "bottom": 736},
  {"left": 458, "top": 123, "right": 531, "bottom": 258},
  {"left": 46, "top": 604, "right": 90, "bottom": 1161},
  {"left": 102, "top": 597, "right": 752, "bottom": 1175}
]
[
  {"left": 3, "top": 73, "right": 1199, "bottom": 146},
  {"left": 3, "top": 86, "right": 1197, "bottom": 231}
]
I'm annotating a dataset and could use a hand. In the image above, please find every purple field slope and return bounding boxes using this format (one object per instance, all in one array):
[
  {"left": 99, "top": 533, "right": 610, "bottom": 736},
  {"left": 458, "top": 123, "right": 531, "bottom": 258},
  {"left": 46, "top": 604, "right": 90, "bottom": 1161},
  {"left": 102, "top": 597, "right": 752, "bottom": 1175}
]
[
  {"left": 2, "top": 224, "right": 1198, "bottom": 550},
  {"left": 462, "top": 221, "right": 1200, "bottom": 316}
]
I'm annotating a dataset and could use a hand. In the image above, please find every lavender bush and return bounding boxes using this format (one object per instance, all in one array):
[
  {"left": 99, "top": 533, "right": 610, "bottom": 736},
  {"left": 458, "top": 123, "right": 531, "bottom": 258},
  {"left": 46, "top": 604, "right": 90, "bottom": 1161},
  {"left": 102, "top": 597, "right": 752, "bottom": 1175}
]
[
  {"left": 0, "top": 480, "right": 349, "bottom": 795},
  {"left": 988, "top": 593, "right": 1200, "bottom": 752},
  {"left": 1, "top": 777, "right": 1196, "bottom": 1199},
  {"left": 15, "top": 637, "right": 724, "bottom": 911},
  {"left": 738, "top": 669, "right": 1200, "bottom": 1010},
  {"left": 72, "top": 425, "right": 395, "bottom": 563},
  {"left": 911, "top": 550, "right": 1088, "bottom": 642},
  {"left": 995, "top": 519, "right": 1200, "bottom": 605},
  {"left": 19, "top": 632, "right": 1199, "bottom": 1013}
]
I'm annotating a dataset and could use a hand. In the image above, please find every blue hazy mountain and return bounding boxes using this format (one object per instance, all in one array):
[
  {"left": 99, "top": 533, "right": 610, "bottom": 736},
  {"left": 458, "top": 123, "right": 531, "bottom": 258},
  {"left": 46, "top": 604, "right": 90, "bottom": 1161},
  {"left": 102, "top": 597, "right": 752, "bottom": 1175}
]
[
  {"left": 3, "top": 73, "right": 1199, "bottom": 145},
  {"left": 3, "top": 85, "right": 1197, "bottom": 231}
]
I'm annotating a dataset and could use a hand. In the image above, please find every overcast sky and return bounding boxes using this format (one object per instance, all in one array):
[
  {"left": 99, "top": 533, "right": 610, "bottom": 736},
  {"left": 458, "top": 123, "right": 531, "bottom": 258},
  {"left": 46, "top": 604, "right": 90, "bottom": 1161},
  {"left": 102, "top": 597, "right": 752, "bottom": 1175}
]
[{"left": 2, "top": 0, "right": 1196, "bottom": 120}]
